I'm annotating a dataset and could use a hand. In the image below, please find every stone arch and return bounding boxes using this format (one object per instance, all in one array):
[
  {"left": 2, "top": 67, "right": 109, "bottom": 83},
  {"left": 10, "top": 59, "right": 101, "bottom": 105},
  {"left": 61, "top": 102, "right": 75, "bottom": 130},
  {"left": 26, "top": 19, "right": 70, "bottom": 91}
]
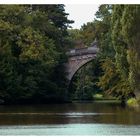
[
  {"left": 65, "top": 53, "right": 97, "bottom": 82},
  {"left": 65, "top": 42, "right": 99, "bottom": 87},
  {"left": 68, "top": 57, "right": 96, "bottom": 89}
]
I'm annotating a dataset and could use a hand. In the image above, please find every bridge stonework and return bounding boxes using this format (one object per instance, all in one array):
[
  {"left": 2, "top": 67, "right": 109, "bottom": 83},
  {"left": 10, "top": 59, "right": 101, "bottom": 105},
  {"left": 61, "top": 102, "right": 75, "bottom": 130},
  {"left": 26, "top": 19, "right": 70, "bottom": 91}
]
[{"left": 65, "top": 42, "right": 99, "bottom": 82}]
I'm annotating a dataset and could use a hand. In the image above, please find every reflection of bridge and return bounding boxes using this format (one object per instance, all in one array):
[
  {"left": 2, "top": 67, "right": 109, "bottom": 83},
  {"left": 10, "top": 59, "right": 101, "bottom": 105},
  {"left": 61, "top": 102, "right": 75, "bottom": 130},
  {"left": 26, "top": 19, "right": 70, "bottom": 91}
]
[{"left": 65, "top": 42, "right": 99, "bottom": 81}]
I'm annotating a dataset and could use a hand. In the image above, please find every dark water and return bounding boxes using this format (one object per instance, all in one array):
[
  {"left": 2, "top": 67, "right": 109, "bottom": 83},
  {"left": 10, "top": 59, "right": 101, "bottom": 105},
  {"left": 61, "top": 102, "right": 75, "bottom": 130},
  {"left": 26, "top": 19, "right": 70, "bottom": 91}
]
[{"left": 0, "top": 102, "right": 140, "bottom": 135}]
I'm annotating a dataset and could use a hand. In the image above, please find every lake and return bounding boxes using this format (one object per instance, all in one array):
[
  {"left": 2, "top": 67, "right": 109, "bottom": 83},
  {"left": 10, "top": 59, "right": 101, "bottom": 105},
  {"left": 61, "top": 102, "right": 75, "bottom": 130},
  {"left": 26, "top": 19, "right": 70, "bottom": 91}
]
[{"left": 0, "top": 101, "right": 140, "bottom": 135}]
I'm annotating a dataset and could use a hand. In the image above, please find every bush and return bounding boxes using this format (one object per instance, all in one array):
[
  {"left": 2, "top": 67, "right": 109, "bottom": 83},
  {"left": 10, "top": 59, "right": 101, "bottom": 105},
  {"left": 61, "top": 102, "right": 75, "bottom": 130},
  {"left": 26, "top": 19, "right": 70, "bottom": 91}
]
[
  {"left": 127, "top": 98, "right": 139, "bottom": 107},
  {"left": 93, "top": 94, "right": 103, "bottom": 99}
]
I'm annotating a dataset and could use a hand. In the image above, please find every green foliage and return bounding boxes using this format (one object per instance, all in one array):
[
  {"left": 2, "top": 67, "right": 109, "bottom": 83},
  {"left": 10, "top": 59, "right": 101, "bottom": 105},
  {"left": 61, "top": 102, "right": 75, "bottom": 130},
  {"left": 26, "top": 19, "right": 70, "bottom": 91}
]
[
  {"left": 67, "top": 29, "right": 84, "bottom": 48},
  {"left": 80, "top": 22, "right": 97, "bottom": 46},
  {"left": 97, "top": 5, "right": 140, "bottom": 100},
  {"left": 127, "top": 98, "right": 139, "bottom": 107},
  {"left": 71, "top": 5, "right": 139, "bottom": 101},
  {"left": 0, "top": 4, "right": 139, "bottom": 104},
  {"left": 120, "top": 5, "right": 140, "bottom": 92},
  {"left": 93, "top": 94, "right": 103, "bottom": 99},
  {"left": 111, "top": 5, "right": 140, "bottom": 97},
  {"left": 0, "top": 5, "right": 72, "bottom": 104}
]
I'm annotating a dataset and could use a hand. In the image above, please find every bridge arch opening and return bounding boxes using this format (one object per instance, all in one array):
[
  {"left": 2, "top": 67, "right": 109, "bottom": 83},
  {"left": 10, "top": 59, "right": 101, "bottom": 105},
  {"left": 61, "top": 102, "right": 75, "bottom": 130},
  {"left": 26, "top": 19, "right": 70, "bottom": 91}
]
[
  {"left": 68, "top": 59, "right": 95, "bottom": 91},
  {"left": 67, "top": 59, "right": 102, "bottom": 101}
]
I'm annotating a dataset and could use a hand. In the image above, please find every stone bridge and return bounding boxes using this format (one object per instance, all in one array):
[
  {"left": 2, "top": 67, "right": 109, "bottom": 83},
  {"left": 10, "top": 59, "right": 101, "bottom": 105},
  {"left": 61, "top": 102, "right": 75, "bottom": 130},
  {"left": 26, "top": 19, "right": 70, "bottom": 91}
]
[{"left": 65, "top": 42, "right": 99, "bottom": 82}]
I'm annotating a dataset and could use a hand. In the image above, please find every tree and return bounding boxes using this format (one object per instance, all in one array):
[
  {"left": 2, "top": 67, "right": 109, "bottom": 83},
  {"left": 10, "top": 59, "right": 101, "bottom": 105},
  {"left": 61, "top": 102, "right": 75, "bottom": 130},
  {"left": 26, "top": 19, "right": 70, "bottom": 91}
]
[
  {"left": 121, "top": 5, "right": 140, "bottom": 94},
  {"left": 0, "top": 5, "right": 73, "bottom": 104}
]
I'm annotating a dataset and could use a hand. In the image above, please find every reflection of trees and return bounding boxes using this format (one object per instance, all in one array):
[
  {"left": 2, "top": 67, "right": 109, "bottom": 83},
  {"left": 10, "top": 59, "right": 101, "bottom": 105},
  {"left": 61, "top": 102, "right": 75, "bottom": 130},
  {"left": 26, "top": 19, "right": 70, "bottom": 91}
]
[{"left": 0, "top": 104, "right": 140, "bottom": 125}]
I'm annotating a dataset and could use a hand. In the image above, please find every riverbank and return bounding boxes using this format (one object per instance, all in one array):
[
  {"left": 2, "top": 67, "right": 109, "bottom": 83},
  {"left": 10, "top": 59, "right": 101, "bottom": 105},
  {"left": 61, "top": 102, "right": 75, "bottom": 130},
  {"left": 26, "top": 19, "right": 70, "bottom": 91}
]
[{"left": 72, "top": 99, "right": 121, "bottom": 104}]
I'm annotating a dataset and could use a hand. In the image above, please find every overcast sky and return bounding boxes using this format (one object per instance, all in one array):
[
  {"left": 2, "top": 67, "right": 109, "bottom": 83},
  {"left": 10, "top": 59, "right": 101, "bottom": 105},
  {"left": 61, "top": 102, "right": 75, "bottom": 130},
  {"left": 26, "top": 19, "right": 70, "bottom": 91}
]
[{"left": 65, "top": 4, "right": 99, "bottom": 29}]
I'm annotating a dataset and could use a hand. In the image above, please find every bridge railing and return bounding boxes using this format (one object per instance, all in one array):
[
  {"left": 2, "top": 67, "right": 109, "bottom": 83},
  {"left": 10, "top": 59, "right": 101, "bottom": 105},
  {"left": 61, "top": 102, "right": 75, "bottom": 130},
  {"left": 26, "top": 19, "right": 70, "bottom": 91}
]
[{"left": 66, "top": 46, "right": 99, "bottom": 57}]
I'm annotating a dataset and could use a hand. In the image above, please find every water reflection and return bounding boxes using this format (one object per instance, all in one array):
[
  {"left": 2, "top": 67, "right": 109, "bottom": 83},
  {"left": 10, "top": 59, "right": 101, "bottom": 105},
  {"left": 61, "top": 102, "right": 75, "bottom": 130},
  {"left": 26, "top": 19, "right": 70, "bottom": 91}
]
[{"left": 0, "top": 102, "right": 140, "bottom": 125}]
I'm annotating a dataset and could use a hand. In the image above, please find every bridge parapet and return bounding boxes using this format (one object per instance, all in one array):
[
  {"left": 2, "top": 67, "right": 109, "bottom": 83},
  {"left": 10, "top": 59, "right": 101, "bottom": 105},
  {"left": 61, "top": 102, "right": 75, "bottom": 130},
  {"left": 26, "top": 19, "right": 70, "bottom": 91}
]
[{"left": 66, "top": 46, "right": 99, "bottom": 57}]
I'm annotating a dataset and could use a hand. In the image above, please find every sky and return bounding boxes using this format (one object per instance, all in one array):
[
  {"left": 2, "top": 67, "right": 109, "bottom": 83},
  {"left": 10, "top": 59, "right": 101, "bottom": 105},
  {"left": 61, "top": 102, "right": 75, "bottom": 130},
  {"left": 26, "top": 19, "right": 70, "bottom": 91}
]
[{"left": 65, "top": 4, "right": 99, "bottom": 29}]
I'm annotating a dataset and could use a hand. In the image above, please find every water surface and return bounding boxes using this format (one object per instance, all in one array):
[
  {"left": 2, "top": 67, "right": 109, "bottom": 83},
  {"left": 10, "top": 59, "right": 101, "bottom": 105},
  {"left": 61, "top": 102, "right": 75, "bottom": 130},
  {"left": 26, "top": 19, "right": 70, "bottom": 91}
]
[{"left": 0, "top": 102, "right": 140, "bottom": 135}]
